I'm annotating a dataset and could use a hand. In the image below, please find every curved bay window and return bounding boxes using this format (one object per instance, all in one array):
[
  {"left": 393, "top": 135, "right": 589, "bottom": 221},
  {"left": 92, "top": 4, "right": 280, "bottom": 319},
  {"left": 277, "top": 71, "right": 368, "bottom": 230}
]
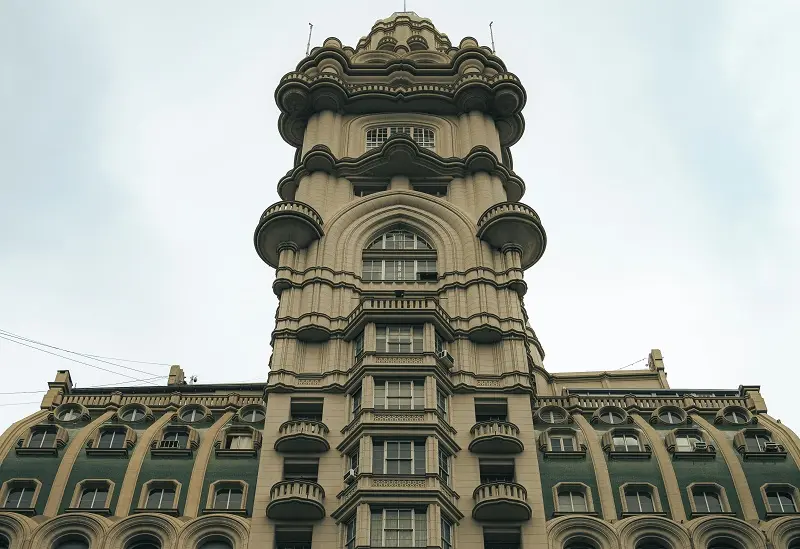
[
  {"left": 366, "top": 126, "right": 435, "bottom": 151},
  {"left": 362, "top": 230, "right": 437, "bottom": 282}
]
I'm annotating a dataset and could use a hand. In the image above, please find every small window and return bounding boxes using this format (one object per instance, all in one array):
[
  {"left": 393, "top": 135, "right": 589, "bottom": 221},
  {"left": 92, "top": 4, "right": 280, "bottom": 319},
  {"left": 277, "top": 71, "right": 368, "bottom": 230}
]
[
  {"left": 658, "top": 409, "right": 684, "bottom": 424},
  {"left": 120, "top": 406, "right": 146, "bottom": 422},
  {"left": 483, "top": 528, "right": 520, "bottom": 549},
  {"left": 550, "top": 433, "right": 576, "bottom": 452},
  {"left": 28, "top": 426, "right": 57, "bottom": 448},
  {"left": 597, "top": 407, "right": 625, "bottom": 424},
  {"left": 435, "top": 332, "right": 445, "bottom": 354},
  {"left": 3, "top": 483, "right": 35, "bottom": 508},
  {"left": 240, "top": 407, "right": 265, "bottom": 423},
  {"left": 612, "top": 433, "right": 640, "bottom": 452},
  {"left": 370, "top": 507, "right": 427, "bottom": 548},
  {"left": 373, "top": 440, "right": 425, "bottom": 475},
  {"left": 348, "top": 448, "right": 360, "bottom": 471},
  {"left": 290, "top": 399, "right": 324, "bottom": 422},
  {"left": 79, "top": 485, "right": 109, "bottom": 509},
  {"left": 540, "top": 407, "right": 567, "bottom": 423},
  {"left": 438, "top": 447, "right": 451, "bottom": 486},
  {"left": 352, "top": 387, "right": 363, "bottom": 418},
  {"left": 479, "top": 460, "right": 514, "bottom": 484},
  {"left": 146, "top": 487, "right": 176, "bottom": 509},
  {"left": 160, "top": 430, "right": 189, "bottom": 449},
  {"left": 57, "top": 406, "right": 82, "bottom": 422},
  {"left": 354, "top": 332, "right": 365, "bottom": 358},
  {"left": 767, "top": 490, "right": 797, "bottom": 513},
  {"left": 436, "top": 389, "right": 448, "bottom": 420},
  {"left": 624, "top": 487, "right": 655, "bottom": 513},
  {"left": 475, "top": 399, "right": 508, "bottom": 422},
  {"left": 366, "top": 126, "right": 435, "bottom": 150},
  {"left": 441, "top": 517, "right": 453, "bottom": 549},
  {"left": 354, "top": 183, "right": 388, "bottom": 197},
  {"left": 276, "top": 528, "right": 312, "bottom": 549},
  {"left": 376, "top": 325, "right": 424, "bottom": 353},
  {"left": 345, "top": 516, "right": 356, "bottom": 549},
  {"left": 675, "top": 432, "right": 704, "bottom": 452},
  {"left": 557, "top": 489, "right": 588, "bottom": 512},
  {"left": 213, "top": 486, "right": 243, "bottom": 510},
  {"left": 745, "top": 432, "right": 772, "bottom": 452},
  {"left": 692, "top": 486, "right": 723, "bottom": 513},
  {"left": 226, "top": 433, "right": 253, "bottom": 450},
  {"left": 724, "top": 408, "right": 749, "bottom": 424},
  {"left": 367, "top": 230, "right": 432, "bottom": 250},
  {"left": 374, "top": 380, "right": 424, "bottom": 410},
  {"left": 283, "top": 459, "right": 319, "bottom": 482},
  {"left": 180, "top": 407, "right": 204, "bottom": 423},
  {"left": 98, "top": 428, "right": 127, "bottom": 449}
]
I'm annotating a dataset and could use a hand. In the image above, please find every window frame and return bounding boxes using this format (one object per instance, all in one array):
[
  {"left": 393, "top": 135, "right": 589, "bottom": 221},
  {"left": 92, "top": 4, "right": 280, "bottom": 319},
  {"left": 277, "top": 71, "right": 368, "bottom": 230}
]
[
  {"left": 374, "top": 379, "right": 425, "bottom": 411},
  {"left": 549, "top": 433, "right": 577, "bottom": 452},
  {"left": 436, "top": 389, "right": 448, "bottom": 420},
  {"left": 761, "top": 483, "right": 800, "bottom": 516},
  {"left": 365, "top": 125, "right": 436, "bottom": 151},
  {"left": 553, "top": 482, "right": 595, "bottom": 515},
  {"left": 375, "top": 325, "right": 424, "bottom": 353},
  {"left": 27, "top": 426, "right": 58, "bottom": 449},
  {"left": 438, "top": 447, "right": 451, "bottom": 486},
  {"left": 620, "top": 483, "right": 661, "bottom": 515},
  {"left": 688, "top": 483, "right": 730, "bottom": 515},
  {"left": 373, "top": 440, "right": 426, "bottom": 475},
  {"left": 441, "top": 517, "right": 453, "bottom": 549},
  {"left": 372, "top": 507, "right": 427, "bottom": 548},
  {"left": 137, "top": 479, "right": 181, "bottom": 513},
  {"left": 612, "top": 433, "right": 641, "bottom": 452},
  {"left": 345, "top": 515, "right": 357, "bottom": 549}
]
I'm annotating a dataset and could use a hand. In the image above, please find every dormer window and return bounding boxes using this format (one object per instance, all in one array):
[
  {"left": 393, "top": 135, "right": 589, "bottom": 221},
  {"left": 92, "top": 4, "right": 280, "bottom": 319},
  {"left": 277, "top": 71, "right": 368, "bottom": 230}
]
[
  {"left": 363, "top": 230, "right": 437, "bottom": 282},
  {"left": 366, "top": 126, "right": 435, "bottom": 150}
]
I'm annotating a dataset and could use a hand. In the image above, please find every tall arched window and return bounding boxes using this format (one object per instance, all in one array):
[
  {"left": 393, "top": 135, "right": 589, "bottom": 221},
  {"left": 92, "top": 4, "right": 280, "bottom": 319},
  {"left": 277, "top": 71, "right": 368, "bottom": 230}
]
[
  {"left": 362, "top": 230, "right": 437, "bottom": 282},
  {"left": 366, "top": 126, "right": 435, "bottom": 150},
  {"left": 54, "top": 537, "right": 90, "bottom": 549}
]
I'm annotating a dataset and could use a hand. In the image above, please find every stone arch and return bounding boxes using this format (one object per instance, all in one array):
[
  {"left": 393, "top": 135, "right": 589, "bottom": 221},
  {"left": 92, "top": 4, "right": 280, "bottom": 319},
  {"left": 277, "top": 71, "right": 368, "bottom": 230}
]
[
  {"left": 103, "top": 512, "right": 180, "bottom": 549},
  {"left": 547, "top": 514, "right": 620, "bottom": 549},
  {"left": 321, "top": 191, "right": 481, "bottom": 274},
  {"left": 764, "top": 515, "right": 800, "bottom": 549},
  {"left": 0, "top": 512, "right": 35, "bottom": 549},
  {"left": 341, "top": 113, "right": 461, "bottom": 158},
  {"left": 177, "top": 514, "right": 250, "bottom": 549},
  {"left": 615, "top": 515, "right": 692, "bottom": 549},
  {"left": 686, "top": 515, "right": 767, "bottom": 549},
  {"left": 29, "top": 513, "right": 108, "bottom": 548}
]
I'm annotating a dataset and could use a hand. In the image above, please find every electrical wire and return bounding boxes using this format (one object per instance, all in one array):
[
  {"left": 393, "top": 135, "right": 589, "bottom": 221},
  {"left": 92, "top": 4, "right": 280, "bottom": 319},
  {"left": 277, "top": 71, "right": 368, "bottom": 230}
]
[
  {"left": 0, "top": 329, "right": 163, "bottom": 378},
  {"left": 613, "top": 357, "right": 648, "bottom": 370},
  {"left": 0, "top": 333, "right": 159, "bottom": 385}
]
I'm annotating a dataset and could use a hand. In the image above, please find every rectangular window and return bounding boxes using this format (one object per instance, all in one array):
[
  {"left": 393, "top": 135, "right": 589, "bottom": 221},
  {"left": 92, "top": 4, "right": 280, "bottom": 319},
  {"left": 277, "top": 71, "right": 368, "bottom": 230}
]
[
  {"left": 434, "top": 333, "right": 444, "bottom": 354},
  {"left": 483, "top": 528, "right": 521, "bottom": 549},
  {"left": 352, "top": 387, "right": 363, "bottom": 418},
  {"left": 28, "top": 428, "right": 56, "bottom": 449},
  {"left": 362, "top": 260, "right": 437, "bottom": 281},
  {"left": 346, "top": 516, "right": 357, "bottom": 549},
  {"left": 4, "top": 486, "right": 34, "bottom": 508},
  {"left": 438, "top": 447, "right": 451, "bottom": 486},
  {"left": 276, "top": 527, "right": 313, "bottom": 549},
  {"left": 362, "top": 260, "right": 383, "bottom": 281},
  {"left": 624, "top": 489, "right": 654, "bottom": 513},
  {"left": 146, "top": 487, "right": 175, "bottom": 509},
  {"left": 612, "top": 434, "right": 640, "bottom": 452},
  {"left": 349, "top": 448, "right": 360, "bottom": 471},
  {"left": 550, "top": 435, "right": 575, "bottom": 452},
  {"left": 354, "top": 332, "right": 365, "bottom": 358},
  {"left": 376, "top": 325, "right": 424, "bottom": 353},
  {"left": 675, "top": 433, "right": 702, "bottom": 452},
  {"left": 213, "top": 487, "right": 243, "bottom": 510},
  {"left": 436, "top": 389, "right": 448, "bottom": 420},
  {"left": 370, "top": 508, "right": 427, "bottom": 547},
  {"left": 98, "top": 429, "right": 126, "bottom": 449},
  {"left": 558, "top": 490, "right": 588, "bottom": 512},
  {"left": 283, "top": 459, "right": 320, "bottom": 482},
  {"left": 374, "top": 380, "right": 425, "bottom": 410},
  {"left": 767, "top": 491, "right": 797, "bottom": 513},
  {"left": 441, "top": 518, "right": 453, "bottom": 549},
  {"left": 745, "top": 433, "right": 772, "bottom": 452},
  {"left": 373, "top": 440, "right": 426, "bottom": 475},
  {"left": 290, "top": 398, "right": 323, "bottom": 422},
  {"left": 479, "top": 460, "right": 515, "bottom": 484},
  {"left": 162, "top": 431, "right": 189, "bottom": 449},
  {"left": 79, "top": 487, "right": 108, "bottom": 509},
  {"left": 475, "top": 399, "right": 508, "bottom": 422},
  {"left": 226, "top": 434, "right": 253, "bottom": 450},
  {"left": 693, "top": 489, "right": 723, "bottom": 513}
]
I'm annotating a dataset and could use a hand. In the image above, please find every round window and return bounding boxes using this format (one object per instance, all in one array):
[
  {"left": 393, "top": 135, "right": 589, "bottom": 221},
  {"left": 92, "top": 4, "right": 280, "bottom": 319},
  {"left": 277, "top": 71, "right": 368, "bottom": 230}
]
[
  {"left": 658, "top": 408, "right": 684, "bottom": 424},
  {"left": 724, "top": 408, "right": 749, "bottom": 424},
  {"left": 120, "top": 406, "right": 146, "bottom": 422},
  {"left": 180, "top": 407, "right": 204, "bottom": 423},
  {"left": 540, "top": 407, "right": 567, "bottom": 423},
  {"left": 240, "top": 407, "right": 265, "bottom": 423},
  {"left": 57, "top": 406, "right": 82, "bottom": 422},
  {"left": 598, "top": 408, "right": 625, "bottom": 424}
]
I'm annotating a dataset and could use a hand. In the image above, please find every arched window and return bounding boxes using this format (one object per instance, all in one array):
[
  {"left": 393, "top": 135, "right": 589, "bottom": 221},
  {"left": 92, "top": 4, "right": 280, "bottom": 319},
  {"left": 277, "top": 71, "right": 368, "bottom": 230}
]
[
  {"left": 127, "top": 534, "right": 161, "bottom": 549},
  {"left": 0, "top": 534, "right": 9, "bottom": 549},
  {"left": 120, "top": 406, "right": 146, "bottom": 422},
  {"left": 723, "top": 408, "right": 749, "bottom": 424},
  {"left": 692, "top": 485, "right": 724, "bottom": 513},
  {"left": 97, "top": 427, "right": 127, "bottom": 449},
  {"left": 199, "top": 541, "right": 233, "bottom": 549},
  {"left": 362, "top": 230, "right": 437, "bottom": 282},
  {"left": 366, "top": 126, "right": 435, "bottom": 150},
  {"left": 636, "top": 539, "right": 669, "bottom": 549},
  {"left": 54, "top": 537, "right": 90, "bottom": 549},
  {"left": 78, "top": 483, "right": 109, "bottom": 509},
  {"left": 624, "top": 486, "right": 655, "bottom": 513}
]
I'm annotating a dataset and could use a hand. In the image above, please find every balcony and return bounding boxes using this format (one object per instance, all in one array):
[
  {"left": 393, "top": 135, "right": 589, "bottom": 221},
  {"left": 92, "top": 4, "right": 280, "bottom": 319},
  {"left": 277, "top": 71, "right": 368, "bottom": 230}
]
[
  {"left": 469, "top": 421, "right": 524, "bottom": 454},
  {"left": 275, "top": 420, "right": 330, "bottom": 453},
  {"left": 472, "top": 482, "right": 531, "bottom": 522},
  {"left": 254, "top": 201, "right": 324, "bottom": 267},
  {"left": 477, "top": 202, "right": 546, "bottom": 269},
  {"left": 344, "top": 297, "right": 452, "bottom": 340},
  {"left": 266, "top": 480, "right": 326, "bottom": 520}
]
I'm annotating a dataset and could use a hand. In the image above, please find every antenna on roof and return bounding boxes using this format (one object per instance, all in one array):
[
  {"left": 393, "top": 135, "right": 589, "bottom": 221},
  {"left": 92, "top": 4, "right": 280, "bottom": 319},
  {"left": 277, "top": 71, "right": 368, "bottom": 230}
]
[
  {"left": 306, "top": 23, "right": 314, "bottom": 56},
  {"left": 404, "top": 0, "right": 407, "bottom": 11},
  {"left": 489, "top": 21, "right": 496, "bottom": 53}
]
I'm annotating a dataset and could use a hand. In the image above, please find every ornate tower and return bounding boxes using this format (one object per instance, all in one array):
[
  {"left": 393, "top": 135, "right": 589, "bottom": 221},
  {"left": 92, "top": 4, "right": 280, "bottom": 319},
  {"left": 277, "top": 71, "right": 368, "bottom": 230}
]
[{"left": 253, "top": 10, "right": 548, "bottom": 549}]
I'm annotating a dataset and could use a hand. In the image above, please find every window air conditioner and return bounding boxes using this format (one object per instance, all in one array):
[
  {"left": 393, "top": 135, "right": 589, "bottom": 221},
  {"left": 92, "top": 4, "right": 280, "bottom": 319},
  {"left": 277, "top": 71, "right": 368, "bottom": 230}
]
[
  {"left": 344, "top": 468, "right": 358, "bottom": 484},
  {"left": 693, "top": 442, "right": 708, "bottom": 451},
  {"left": 764, "top": 442, "right": 780, "bottom": 452},
  {"left": 437, "top": 350, "right": 454, "bottom": 366}
]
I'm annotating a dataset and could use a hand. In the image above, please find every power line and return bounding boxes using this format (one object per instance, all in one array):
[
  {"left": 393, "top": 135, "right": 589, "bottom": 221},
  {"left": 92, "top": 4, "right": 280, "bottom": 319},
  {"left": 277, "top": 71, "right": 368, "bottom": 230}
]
[
  {"left": 82, "top": 354, "right": 171, "bottom": 366},
  {"left": 0, "top": 329, "right": 164, "bottom": 379},
  {"left": 0, "top": 401, "right": 41, "bottom": 408},
  {"left": 613, "top": 357, "right": 648, "bottom": 370},
  {"left": 0, "top": 334, "right": 159, "bottom": 384}
]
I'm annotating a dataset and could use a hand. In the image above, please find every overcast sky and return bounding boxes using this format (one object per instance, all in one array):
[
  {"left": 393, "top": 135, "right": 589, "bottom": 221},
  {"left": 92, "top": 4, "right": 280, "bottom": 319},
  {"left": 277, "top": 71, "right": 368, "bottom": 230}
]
[{"left": 1, "top": 1, "right": 798, "bottom": 434}]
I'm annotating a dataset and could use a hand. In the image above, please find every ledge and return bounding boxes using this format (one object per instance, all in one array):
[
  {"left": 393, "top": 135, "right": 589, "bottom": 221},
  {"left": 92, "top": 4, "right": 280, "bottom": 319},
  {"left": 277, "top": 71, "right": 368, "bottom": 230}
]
[
  {"left": 132, "top": 507, "right": 180, "bottom": 516},
  {"left": 606, "top": 450, "right": 652, "bottom": 460},
  {"left": 0, "top": 507, "right": 36, "bottom": 516},
  {"left": 86, "top": 447, "right": 129, "bottom": 458},
  {"left": 214, "top": 448, "right": 258, "bottom": 458},
  {"left": 689, "top": 511, "right": 737, "bottom": 519},
  {"left": 672, "top": 450, "right": 717, "bottom": 460},
  {"left": 552, "top": 511, "right": 600, "bottom": 518},
  {"left": 740, "top": 450, "right": 788, "bottom": 461},
  {"left": 201, "top": 507, "right": 249, "bottom": 517},
  {"left": 65, "top": 507, "right": 112, "bottom": 516},
  {"left": 150, "top": 448, "right": 194, "bottom": 458},
  {"left": 765, "top": 511, "right": 800, "bottom": 520},
  {"left": 14, "top": 447, "right": 58, "bottom": 456},
  {"left": 620, "top": 511, "right": 667, "bottom": 518},
  {"left": 542, "top": 450, "right": 587, "bottom": 460}
]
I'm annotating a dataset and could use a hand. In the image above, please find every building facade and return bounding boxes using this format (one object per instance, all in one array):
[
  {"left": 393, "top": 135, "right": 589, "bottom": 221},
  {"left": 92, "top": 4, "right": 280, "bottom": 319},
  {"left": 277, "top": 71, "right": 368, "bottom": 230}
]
[{"left": 1, "top": 11, "right": 800, "bottom": 549}]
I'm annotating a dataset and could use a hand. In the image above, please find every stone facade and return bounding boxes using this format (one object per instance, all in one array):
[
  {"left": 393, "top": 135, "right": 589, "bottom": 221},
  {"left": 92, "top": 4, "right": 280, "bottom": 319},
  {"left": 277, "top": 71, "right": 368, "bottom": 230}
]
[{"left": 1, "top": 11, "right": 799, "bottom": 549}]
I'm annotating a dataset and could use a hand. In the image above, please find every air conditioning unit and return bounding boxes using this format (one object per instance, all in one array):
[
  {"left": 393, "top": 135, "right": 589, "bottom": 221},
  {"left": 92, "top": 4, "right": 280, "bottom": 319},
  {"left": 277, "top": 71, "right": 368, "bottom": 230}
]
[
  {"left": 764, "top": 442, "right": 780, "bottom": 452},
  {"left": 693, "top": 442, "right": 708, "bottom": 451},
  {"left": 343, "top": 468, "right": 358, "bottom": 484},
  {"left": 437, "top": 350, "right": 454, "bottom": 366}
]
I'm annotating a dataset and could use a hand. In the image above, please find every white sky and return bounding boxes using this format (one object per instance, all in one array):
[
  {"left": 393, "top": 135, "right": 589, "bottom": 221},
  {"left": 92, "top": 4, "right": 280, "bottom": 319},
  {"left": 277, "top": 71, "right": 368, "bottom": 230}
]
[{"left": 1, "top": 1, "right": 798, "bottom": 433}]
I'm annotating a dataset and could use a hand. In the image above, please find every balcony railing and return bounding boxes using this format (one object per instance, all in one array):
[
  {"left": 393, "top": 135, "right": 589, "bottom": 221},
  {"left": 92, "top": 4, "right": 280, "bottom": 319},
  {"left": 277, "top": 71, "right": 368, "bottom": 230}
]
[
  {"left": 275, "top": 420, "right": 330, "bottom": 453},
  {"left": 267, "top": 480, "right": 326, "bottom": 520},
  {"left": 469, "top": 421, "right": 523, "bottom": 454},
  {"left": 473, "top": 482, "right": 531, "bottom": 521}
]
